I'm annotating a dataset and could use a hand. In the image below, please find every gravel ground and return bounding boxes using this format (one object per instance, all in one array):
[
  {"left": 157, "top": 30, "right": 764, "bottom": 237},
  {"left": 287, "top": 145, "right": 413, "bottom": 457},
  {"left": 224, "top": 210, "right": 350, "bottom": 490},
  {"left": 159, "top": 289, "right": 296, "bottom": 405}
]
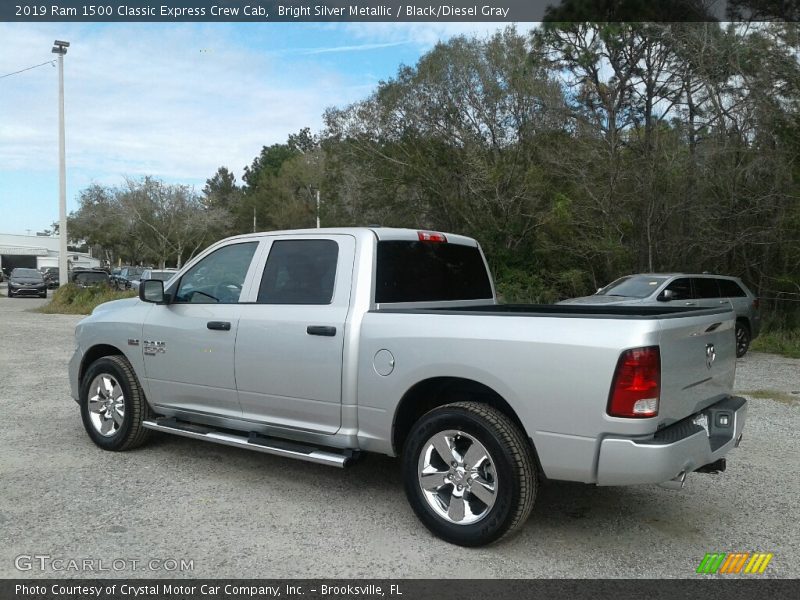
[{"left": 0, "top": 293, "right": 798, "bottom": 579}]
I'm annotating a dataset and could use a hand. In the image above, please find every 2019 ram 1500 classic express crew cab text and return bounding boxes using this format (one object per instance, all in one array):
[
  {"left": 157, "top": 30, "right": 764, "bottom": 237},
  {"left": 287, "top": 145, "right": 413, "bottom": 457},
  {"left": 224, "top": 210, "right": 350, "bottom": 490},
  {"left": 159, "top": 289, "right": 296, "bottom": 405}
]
[{"left": 70, "top": 228, "right": 746, "bottom": 546}]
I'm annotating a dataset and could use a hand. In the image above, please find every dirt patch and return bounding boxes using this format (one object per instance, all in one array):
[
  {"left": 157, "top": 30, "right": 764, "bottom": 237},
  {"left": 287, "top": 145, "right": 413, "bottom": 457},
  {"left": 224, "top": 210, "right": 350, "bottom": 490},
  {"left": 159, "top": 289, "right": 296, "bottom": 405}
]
[{"left": 741, "top": 389, "right": 799, "bottom": 405}]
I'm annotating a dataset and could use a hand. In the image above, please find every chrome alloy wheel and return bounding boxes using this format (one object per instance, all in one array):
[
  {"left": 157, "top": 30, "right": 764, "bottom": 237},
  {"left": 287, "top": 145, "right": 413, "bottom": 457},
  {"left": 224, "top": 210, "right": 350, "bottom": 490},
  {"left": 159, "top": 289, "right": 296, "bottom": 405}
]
[
  {"left": 417, "top": 429, "right": 498, "bottom": 525},
  {"left": 87, "top": 374, "right": 125, "bottom": 437}
]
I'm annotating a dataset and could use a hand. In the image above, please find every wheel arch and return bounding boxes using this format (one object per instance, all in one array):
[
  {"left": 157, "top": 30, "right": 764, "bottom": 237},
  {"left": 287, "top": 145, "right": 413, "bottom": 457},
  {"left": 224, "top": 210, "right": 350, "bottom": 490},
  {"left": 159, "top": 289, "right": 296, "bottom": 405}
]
[
  {"left": 391, "top": 376, "right": 529, "bottom": 456},
  {"left": 79, "top": 344, "right": 125, "bottom": 384}
]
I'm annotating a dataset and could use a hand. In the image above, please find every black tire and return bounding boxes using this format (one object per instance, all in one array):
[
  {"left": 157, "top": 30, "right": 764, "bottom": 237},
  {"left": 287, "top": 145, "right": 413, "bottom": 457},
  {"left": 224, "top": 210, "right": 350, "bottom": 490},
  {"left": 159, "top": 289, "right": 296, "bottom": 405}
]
[
  {"left": 402, "top": 402, "right": 537, "bottom": 546},
  {"left": 735, "top": 321, "right": 751, "bottom": 358},
  {"left": 39, "top": 291, "right": 47, "bottom": 298},
  {"left": 80, "top": 355, "right": 152, "bottom": 451}
]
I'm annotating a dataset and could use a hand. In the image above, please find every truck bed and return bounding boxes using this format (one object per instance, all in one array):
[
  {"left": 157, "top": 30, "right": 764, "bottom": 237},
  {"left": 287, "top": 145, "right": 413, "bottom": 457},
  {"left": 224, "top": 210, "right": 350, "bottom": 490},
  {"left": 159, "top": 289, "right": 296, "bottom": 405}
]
[
  {"left": 360, "top": 301, "right": 737, "bottom": 481},
  {"left": 375, "top": 303, "right": 733, "bottom": 319}
]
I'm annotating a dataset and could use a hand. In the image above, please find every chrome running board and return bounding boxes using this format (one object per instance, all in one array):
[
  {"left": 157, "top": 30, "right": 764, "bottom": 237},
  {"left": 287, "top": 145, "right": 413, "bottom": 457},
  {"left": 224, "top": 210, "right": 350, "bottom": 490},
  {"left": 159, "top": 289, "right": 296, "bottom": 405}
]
[{"left": 142, "top": 418, "right": 353, "bottom": 468}]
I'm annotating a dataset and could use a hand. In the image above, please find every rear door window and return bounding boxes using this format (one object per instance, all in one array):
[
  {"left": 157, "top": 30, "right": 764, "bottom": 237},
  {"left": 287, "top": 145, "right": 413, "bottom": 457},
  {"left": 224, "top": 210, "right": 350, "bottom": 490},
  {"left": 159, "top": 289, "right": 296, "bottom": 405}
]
[
  {"left": 692, "top": 278, "right": 721, "bottom": 299},
  {"left": 257, "top": 239, "right": 339, "bottom": 305}
]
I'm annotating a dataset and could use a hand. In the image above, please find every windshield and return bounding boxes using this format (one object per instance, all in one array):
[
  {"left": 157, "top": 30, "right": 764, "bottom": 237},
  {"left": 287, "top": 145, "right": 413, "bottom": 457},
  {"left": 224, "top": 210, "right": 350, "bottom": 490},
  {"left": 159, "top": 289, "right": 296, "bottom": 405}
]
[
  {"left": 12, "top": 268, "right": 42, "bottom": 279},
  {"left": 598, "top": 275, "right": 668, "bottom": 299}
]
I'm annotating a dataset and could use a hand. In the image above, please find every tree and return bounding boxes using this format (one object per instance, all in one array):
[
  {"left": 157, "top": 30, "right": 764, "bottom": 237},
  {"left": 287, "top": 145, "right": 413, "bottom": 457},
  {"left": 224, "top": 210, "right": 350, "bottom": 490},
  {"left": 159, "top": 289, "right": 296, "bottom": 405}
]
[
  {"left": 236, "top": 128, "right": 323, "bottom": 232},
  {"left": 69, "top": 177, "right": 226, "bottom": 268},
  {"left": 324, "top": 28, "right": 568, "bottom": 261}
]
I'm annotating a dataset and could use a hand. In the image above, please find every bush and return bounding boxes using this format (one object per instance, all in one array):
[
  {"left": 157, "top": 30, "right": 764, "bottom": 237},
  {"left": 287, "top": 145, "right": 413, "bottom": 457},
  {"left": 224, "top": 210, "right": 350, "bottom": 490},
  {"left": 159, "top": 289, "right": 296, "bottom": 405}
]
[
  {"left": 751, "top": 329, "right": 800, "bottom": 359},
  {"left": 36, "top": 283, "right": 136, "bottom": 315},
  {"left": 494, "top": 267, "right": 558, "bottom": 304}
]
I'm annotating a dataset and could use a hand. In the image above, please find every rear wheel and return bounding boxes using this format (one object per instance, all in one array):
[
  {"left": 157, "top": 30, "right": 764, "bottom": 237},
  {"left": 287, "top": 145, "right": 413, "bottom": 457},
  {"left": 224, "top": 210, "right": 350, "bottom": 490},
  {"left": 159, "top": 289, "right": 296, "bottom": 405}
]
[
  {"left": 402, "top": 402, "right": 536, "bottom": 546},
  {"left": 80, "top": 355, "right": 152, "bottom": 451},
  {"left": 735, "top": 321, "right": 751, "bottom": 358}
]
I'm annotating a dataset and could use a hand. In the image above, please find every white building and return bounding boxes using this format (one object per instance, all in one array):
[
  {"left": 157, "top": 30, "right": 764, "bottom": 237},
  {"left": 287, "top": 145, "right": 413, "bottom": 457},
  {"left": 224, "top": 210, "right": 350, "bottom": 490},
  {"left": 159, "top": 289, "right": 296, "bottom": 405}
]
[{"left": 0, "top": 232, "right": 101, "bottom": 274}]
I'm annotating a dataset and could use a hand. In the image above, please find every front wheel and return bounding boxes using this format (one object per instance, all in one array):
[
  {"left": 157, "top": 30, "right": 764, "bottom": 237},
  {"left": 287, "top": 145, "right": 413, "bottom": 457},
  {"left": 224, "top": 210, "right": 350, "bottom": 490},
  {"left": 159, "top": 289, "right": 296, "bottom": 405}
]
[
  {"left": 80, "top": 355, "right": 152, "bottom": 451},
  {"left": 735, "top": 322, "right": 751, "bottom": 358},
  {"left": 402, "top": 402, "right": 537, "bottom": 546}
]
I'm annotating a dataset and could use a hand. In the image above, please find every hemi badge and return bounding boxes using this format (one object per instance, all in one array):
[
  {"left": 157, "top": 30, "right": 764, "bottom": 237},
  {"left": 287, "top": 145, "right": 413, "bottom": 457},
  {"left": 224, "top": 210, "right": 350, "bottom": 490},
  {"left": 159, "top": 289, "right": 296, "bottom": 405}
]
[{"left": 128, "top": 339, "right": 140, "bottom": 346}]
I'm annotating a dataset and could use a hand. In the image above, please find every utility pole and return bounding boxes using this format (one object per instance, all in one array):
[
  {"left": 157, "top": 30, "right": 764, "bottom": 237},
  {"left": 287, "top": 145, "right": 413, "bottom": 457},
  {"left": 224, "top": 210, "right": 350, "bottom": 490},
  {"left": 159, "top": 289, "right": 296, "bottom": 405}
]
[
  {"left": 253, "top": 206, "right": 256, "bottom": 232},
  {"left": 316, "top": 189, "right": 320, "bottom": 229},
  {"left": 52, "top": 40, "right": 69, "bottom": 286}
]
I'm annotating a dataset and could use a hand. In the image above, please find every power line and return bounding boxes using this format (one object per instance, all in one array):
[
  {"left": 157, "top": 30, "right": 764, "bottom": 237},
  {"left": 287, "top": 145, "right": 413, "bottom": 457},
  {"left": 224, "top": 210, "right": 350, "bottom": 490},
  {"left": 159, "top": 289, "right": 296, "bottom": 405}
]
[{"left": 0, "top": 60, "right": 55, "bottom": 80}]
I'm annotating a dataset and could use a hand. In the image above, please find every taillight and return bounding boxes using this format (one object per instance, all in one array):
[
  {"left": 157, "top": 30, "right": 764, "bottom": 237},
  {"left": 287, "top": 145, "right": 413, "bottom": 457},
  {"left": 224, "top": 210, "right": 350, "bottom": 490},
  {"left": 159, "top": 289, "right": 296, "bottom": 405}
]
[
  {"left": 417, "top": 231, "right": 447, "bottom": 243},
  {"left": 752, "top": 298, "right": 759, "bottom": 310},
  {"left": 607, "top": 346, "right": 661, "bottom": 418}
]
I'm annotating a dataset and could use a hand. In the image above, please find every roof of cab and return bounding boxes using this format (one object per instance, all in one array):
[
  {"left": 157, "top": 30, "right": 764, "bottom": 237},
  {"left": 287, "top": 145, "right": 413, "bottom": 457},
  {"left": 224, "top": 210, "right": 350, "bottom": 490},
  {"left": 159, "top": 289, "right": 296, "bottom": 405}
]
[{"left": 221, "top": 227, "right": 479, "bottom": 247}]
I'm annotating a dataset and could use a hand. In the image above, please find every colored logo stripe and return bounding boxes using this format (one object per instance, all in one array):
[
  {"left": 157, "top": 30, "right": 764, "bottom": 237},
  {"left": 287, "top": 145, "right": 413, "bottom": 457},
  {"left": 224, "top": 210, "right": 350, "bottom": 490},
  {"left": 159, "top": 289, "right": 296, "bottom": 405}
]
[
  {"left": 720, "top": 553, "right": 749, "bottom": 573},
  {"left": 745, "top": 553, "right": 773, "bottom": 574},
  {"left": 697, "top": 553, "right": 726, "bottom": 574},
  {"left": 697, "top": 552, "right": 773, "bottom": 574}
]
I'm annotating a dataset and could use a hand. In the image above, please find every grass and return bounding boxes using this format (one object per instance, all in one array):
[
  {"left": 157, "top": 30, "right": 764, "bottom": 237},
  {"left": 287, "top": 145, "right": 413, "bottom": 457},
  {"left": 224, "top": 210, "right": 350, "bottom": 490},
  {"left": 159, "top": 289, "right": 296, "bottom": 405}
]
[
  {"left": 35, "top": 283, "right": 136, "bottom": 315},
  {"left": 751, "top": 329, "right": 800, "bottom": 359}
]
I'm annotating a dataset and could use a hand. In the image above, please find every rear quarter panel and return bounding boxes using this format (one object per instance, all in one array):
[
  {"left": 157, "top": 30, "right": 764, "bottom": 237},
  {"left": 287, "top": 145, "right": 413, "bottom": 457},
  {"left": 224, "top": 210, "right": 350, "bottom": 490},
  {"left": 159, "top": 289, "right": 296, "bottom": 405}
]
[
  {"left": 357, "top": 311, "right": 665, "bottom": 482},
  {"left": 356, "top": 309, "right": 737, "bottom": 483}
]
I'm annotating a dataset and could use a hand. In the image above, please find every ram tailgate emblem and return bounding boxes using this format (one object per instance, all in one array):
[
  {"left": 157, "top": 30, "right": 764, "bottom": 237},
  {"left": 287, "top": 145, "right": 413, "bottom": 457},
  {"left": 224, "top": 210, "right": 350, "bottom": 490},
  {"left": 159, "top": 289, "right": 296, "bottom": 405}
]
[{"left": 705, "top": 343, "right": 716, "bottom": 369}]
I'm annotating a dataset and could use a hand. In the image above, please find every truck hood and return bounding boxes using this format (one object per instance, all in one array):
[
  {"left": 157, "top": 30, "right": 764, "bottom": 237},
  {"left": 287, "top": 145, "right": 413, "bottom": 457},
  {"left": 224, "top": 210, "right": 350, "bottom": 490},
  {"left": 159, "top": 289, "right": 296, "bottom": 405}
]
[{"left": 91, "top": 297, "right": 140, "bottom": 315}]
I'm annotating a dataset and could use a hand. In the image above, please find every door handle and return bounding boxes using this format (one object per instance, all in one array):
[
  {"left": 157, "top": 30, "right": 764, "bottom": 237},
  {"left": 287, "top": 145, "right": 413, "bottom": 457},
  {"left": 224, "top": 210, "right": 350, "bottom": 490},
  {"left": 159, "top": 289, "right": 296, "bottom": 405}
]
[
  {"left": 307, "top": 325, "right": 336, "bottom": 337},
  {"left": 207, "top": 321, "right": 231, "bottom": 331},
  {"left": 684, "top": 302, "right": 696, "bottom": 306}
]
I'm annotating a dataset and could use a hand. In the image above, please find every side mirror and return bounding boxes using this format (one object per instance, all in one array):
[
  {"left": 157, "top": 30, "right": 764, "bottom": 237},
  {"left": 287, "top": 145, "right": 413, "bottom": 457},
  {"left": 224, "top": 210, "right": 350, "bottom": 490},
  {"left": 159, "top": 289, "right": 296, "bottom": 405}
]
[
  {"left": 658, "top": 289, "right": 676, "bottom": 302},
  {"left": 140, "top": 279, "right": 167, "bottom": 304}
]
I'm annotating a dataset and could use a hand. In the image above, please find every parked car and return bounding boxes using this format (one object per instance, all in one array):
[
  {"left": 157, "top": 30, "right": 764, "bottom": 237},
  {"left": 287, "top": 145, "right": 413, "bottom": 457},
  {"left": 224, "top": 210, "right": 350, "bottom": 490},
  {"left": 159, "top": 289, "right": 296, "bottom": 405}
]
[
  {"left": 70, "top": 269, "right": 111, "bottom": 289},
  {"left": 7, "top": 268, "right": 47, "bottom": 298},
  {"left": 559, "top": 273, "right": 760, "bottom": 357},
  {"left": 130, "top": 268, "right": 178, "bottom": 290},
  {"left": 111, "top": 266, "right": 144, "bottom": 290},
  {"left": 41, "top": 267, "right": 61, "bottom": 289},
  {"left": 69, "top": 228, "right": 746, "bottom": 546}
]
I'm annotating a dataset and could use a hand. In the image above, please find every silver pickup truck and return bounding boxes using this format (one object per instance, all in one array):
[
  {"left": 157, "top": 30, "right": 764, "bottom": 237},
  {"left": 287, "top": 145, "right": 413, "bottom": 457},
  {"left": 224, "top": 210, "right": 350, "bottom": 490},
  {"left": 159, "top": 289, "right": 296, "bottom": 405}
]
[{"left": 69, "top": 228, "right": 746, "bottom": 546}]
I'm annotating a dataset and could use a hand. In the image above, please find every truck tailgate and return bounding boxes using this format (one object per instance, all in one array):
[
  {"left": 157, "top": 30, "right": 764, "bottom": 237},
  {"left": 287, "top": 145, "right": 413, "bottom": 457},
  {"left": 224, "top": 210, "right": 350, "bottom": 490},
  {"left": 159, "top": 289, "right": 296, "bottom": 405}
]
[{"left": 657, "top": 310, "right": 737, "bottom": 425}]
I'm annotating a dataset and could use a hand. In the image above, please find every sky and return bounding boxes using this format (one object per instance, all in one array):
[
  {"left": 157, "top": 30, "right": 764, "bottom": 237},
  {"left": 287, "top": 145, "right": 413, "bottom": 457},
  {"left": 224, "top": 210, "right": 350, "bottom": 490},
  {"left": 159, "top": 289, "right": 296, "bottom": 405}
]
[{"left": 0, "top": 21, "right": 531, "bottom": 235}]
